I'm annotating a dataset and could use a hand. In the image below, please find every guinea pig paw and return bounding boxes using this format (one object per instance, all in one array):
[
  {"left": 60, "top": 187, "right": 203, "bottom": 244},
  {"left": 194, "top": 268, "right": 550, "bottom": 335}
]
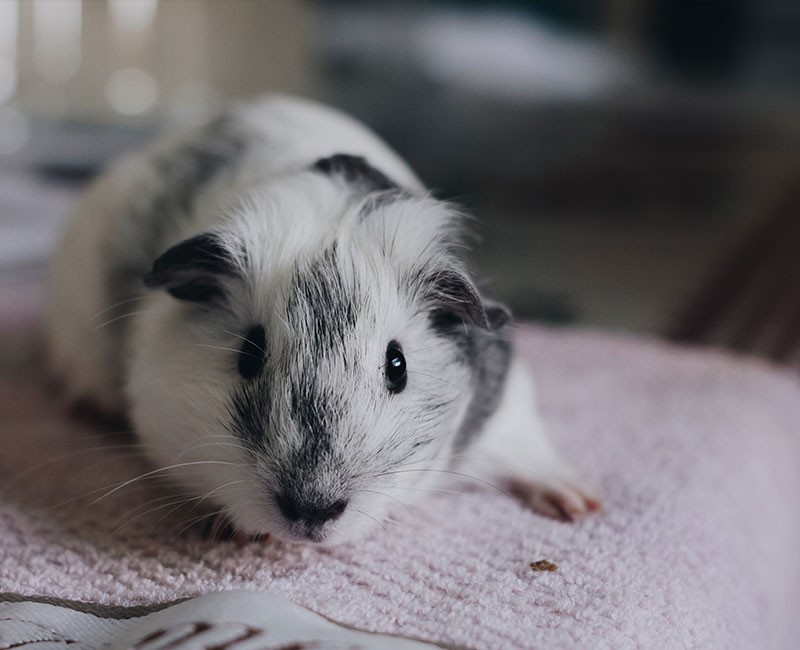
[
  {"left": 507, "top": 476, "right": 602, "bottom": 522},
  {"left": 233, "top": 530, "right": 272, "bottom": 548}
]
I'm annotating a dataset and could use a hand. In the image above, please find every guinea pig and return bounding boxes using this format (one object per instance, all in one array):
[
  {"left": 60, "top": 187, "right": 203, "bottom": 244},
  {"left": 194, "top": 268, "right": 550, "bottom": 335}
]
[{"left": 45, "top": 95, "right": 599, "bottom": 544}]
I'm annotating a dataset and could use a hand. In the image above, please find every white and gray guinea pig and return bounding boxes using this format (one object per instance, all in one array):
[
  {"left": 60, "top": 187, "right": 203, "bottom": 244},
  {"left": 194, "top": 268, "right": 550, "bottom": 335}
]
[{"left": 46, "top": 95, "right": 599, "bottom": 545}]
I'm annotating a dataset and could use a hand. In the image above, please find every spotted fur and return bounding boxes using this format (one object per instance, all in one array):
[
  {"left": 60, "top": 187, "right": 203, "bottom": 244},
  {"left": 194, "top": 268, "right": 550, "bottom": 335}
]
[
  {"left": 312, "top": 153, "right": 398, "bottom": 192},
  {"left": 46, "top": 95, "right": 599, "bottom": 544},
  {"left": 109, "top": 114, "right": 248, "bottom": 312}
]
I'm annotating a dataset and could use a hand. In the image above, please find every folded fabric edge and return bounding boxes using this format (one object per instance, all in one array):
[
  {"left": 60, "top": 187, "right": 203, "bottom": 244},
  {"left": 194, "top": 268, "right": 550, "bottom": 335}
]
[{"left": 0, "top": 590, "right": 471, "bottom": 650}]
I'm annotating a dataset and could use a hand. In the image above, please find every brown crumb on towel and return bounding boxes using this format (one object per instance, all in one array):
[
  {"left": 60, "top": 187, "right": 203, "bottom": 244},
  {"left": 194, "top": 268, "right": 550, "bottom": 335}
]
[{"left": 530, "top": 560, "right": 558, "bottom": 572}]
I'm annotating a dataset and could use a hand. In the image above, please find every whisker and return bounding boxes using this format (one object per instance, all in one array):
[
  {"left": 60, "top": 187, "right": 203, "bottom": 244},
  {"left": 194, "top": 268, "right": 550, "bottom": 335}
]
[
  {"left": 88, "top": 460, "right": 242, "bottom": 505},
  {"left": 360, "top": 488, "right": 418, "bottom": 523},
  {"left": 399, "top": 343, "right": 450, "bottom": 358},
  {"left": 90, "top": 310, "right": 155, "bottom": 332},
  {"left": 378, "top": 467, "right": 510, "bottom": 499},
  {"left": 194, "top": 479, "right": 247, "bottom": 509},
  {"left": 383, "top": 485, "right": 465, "bottom": 496},
  {"left": 381, "top": 515, "right": 418, "bottom": 533},
  {"left": 428, "top": 453, "right": 541, "bottom": 476},
  {"left": 273, "top": 309, "right": 291, "bottom": 335},
  {"left": 404, "top": 369, "right": 464, "bottom": 393},
  {"left": 111, "top": 491, "right": 186, "bottom": 522},
  {"left": 0, "top": 443, "right": 152, "bottom": 497},
  {"left": 39, "top": 473, "right": 169, "bottom": 512},
  {"left": 112, "top": 494, "right": 198, "bottom": 535},
  {"left": 83, "top": 295, "right": 148, "bottom": 324},
  {"left": 353, "top": 508, "right": 388, "bottom": 535},
  {"left": 145, "top": 494, "right": 209, "bottom": 537},
  {"left": 166, "top": 509, "right": 224, "bottom": 545},
  {"left": 173, "top": 440, "right": 247, "bottom": 459},
  {"left": 28, "top": 429, "right": 140, "bottom": 445},
  {"left": 176, "top": 432, "right": 244, "bottom": 445},
  {"left": 121, "top": 479, "right": 247, "bottom": 538},
  {"left": 181, "top": 343, "right": 262, "bottom": 359},
  {"left": 174, "top": 433, "right": 258, "bottom": 462},
  {"left": 200, "top": 326, "right": 267, "bottom": 355}
]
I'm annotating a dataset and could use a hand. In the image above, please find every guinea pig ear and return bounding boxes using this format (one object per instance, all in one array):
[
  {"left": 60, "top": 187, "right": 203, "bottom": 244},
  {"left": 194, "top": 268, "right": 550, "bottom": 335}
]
[
  {"left": 427, "top": 269, "right": 511, "bottom": 332},
  {"left": 484, "top": 299, "right": 512, "bottom": 330},
  {"left": 143, "top": 232, "right": 239, "bottom": 303}
]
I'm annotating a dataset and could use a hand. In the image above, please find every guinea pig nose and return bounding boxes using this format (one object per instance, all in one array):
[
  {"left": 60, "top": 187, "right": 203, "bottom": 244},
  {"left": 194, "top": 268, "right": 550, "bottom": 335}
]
[{"left": 275, "top": 492, "right": 348, "bottom": 525}]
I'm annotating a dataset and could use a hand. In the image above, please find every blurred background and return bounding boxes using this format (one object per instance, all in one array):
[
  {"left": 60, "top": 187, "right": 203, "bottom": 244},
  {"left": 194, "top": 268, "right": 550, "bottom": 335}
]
[{"left": 2, "top": 0, "right": 800, "bottom": 364}]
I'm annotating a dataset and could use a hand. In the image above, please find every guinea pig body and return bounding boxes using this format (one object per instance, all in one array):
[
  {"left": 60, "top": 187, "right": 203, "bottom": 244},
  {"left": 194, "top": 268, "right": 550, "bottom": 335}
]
[{"left": 46, "top": 95, "right": 598, "bottom": 544}]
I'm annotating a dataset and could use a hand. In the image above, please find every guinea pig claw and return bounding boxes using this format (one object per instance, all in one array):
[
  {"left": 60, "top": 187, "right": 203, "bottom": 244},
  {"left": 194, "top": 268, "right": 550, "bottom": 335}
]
[
  {"left": 544, "top": 492, "right": 575, "bottom": 522},
  {"left": 507, "top": 476, "right": 602, "bottom": 522},
  {"left": 585, "top": 497, "right": 603, "bottom": 512},
  {"left": 234, "top": 531, "right": 272, "bottom": 547}
]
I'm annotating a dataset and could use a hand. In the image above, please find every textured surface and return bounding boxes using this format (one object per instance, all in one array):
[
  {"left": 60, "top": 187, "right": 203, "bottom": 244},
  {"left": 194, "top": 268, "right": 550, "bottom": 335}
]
[
  {"left": 1, "top": 294, "right": 799, "bottom": 649},
  {"left": 0, "top": 591, "right": 447, "bottom": 649}
]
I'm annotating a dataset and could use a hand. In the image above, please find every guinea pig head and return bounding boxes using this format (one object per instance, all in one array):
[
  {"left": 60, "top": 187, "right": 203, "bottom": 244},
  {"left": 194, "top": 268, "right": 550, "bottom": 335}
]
[{"left": 130, "top": 166, "right": 510, "bottom": 544}]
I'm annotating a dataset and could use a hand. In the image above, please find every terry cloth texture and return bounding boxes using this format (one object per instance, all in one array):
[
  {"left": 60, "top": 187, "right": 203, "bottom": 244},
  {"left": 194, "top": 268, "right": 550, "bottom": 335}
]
[{"left": 1, "top": 296, "right": 799, "bottom": 650}]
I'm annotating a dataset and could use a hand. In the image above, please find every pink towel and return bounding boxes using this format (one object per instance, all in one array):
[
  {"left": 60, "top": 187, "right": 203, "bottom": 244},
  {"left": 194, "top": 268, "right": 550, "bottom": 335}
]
[{"left": 1, "top": 300, "right": 799, "bottom": 649}]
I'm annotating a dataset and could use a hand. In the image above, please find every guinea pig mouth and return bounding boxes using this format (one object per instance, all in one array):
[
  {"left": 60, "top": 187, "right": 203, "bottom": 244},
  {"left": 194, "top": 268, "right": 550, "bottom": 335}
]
[
  {"left": 294, "top": 527, "right": 327, "bottom": 543},
  {"left": 273, "top": 521, "right": 337, "bottom": 545}
]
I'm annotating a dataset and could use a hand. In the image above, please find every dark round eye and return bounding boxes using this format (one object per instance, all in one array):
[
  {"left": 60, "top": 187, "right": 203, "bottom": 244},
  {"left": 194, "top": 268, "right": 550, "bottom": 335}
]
[
  {"left": 238, "top": 324, "right": 266, "bottom": 380},
  {"left": 385, "top": 341, "right": 407, "bottom": 393}
]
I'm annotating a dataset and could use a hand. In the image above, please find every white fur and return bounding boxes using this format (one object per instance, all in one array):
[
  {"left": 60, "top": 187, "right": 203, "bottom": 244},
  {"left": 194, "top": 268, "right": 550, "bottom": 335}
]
[{"left": 46, "top": 95, "right": 598, "bottom": 544}]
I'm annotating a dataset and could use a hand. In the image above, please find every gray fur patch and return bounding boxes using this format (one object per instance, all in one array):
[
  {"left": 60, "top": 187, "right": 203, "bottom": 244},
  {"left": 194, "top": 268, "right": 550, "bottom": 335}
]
[
  {"left": 278, "top": 247, "right": 366, "bottom": 496},
  {"left": 287, "top": 246, "right": 360, "bottom": 355},
  {"left": 228, "top": 376, "right": 271, "bottom": 454},
  {"left": 451, "top": 330, "right": 513, "bottom": 454},
  {"left": 312, "top": 154, "right": 409, "bottom": 221},
  {"left": 312, "top": 153, "right": 398, "bottom": 193},
  {"left": 290, "top": 380, "right": 335, "bottom": 463},
  {"left": 101, "top": 115, "right": 249, "bottom": 394},
  {"left": 357, "top": 189, "right": 408, "bottom": 221},
  {"left": 153, "top": 115, "right": 247, "bottom": 215},
  {"left": 109, "top": 115, "right": 249, "bottom": 310},
  {"left": 279, "top": 380, "right": 348, "bottom": 513},
  {"left": 136, "top": 114, "right": 246, "bottom": 265},
  {"left": 229, "top": 247, "right": 361, "bottom": 476}
]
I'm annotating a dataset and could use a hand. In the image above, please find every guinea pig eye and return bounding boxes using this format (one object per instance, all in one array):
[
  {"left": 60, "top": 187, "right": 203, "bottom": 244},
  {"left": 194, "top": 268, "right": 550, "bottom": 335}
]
[
  {"left": 385, "top": 341, "right": 407, "bottom": 394},
  {"left": 238, "top": 324, "right": 266, "bottom": 380}
]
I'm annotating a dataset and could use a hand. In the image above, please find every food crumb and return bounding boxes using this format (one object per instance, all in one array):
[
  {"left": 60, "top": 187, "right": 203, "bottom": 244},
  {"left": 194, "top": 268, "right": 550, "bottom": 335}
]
[{"left": 530, "top": 560, "right": 558, "bottom": 572}]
